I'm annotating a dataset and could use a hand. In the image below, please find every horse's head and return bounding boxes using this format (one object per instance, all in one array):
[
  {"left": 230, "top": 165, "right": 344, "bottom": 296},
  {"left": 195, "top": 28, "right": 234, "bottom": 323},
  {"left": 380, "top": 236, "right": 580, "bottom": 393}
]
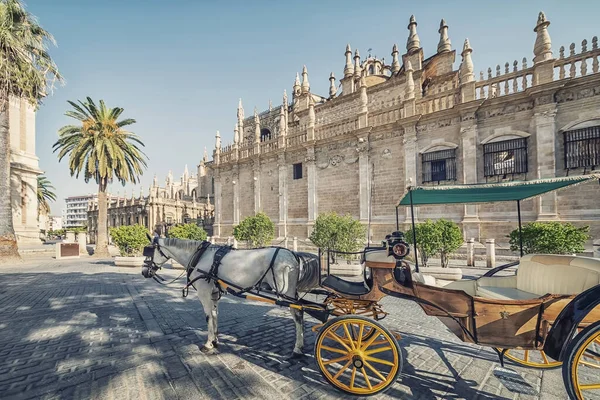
[{"left": 141, "top": 233, "right": 171, "bottom": 278}]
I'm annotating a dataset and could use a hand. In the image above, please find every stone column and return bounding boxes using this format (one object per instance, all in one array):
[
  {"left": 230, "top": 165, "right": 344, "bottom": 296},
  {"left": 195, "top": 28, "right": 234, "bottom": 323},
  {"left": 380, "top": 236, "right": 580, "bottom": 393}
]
[
  {"left": 533, "top": 98, "right": 558, "bottom": 220},
  {"left": 214, "top": 171, "right": 222, "bottom": 237},
  {"left": 253, "top": 160, "right": 261, "bottom": 214},
  {"left": 402, "top": 121, "right": 419, "bottom": 221},
  {"left": 306, "top": 147, "right": 318, "bottom": 226},
  {"left": 459, "top": 109, "right": 481, "bottom": 240},
  {"left": 357, "top": 137, "right": 370, "bottom": 222},
  {"left": 277, "top": 154, "right": 288, "bottom": 238},
  {"left": 232, "top": 165, "right": 240, "bottom": 225},
  {"left": 486, "top": 238, "right": 496, "bottom": 268}
]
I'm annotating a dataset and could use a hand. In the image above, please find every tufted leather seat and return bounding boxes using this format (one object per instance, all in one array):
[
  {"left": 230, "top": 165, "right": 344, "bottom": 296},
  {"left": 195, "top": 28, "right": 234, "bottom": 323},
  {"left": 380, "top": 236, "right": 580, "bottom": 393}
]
[{"left": 475, "top": 254, "right": 600, "bottom": 300}]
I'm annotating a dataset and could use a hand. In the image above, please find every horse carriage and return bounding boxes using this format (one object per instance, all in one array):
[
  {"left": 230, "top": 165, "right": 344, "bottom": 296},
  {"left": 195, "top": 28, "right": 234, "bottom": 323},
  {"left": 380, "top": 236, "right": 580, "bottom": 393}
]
[{"left": 141, "top": 175, "right": 600, "bottom": 399}]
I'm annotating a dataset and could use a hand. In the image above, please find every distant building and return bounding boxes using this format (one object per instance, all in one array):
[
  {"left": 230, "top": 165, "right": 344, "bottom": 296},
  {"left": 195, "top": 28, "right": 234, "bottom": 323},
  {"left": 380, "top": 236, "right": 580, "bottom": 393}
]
[
  {"left": 63, "top": 194, "right": 97, "bottom": 228},
  {"left": 87, "top": 166, "right": 214, "bottom": 243}
]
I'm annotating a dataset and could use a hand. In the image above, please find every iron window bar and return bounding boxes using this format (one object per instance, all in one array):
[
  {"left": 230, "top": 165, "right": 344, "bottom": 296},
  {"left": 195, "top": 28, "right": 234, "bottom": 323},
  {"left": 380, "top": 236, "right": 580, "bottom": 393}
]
[
  {"left": 564, "top": 126, "right": 600, "bottom": 172},
  {"left": 483, "top": 138, "right": 528, "bottom": 178},
  {"left": 422, "top": 149, "right": 457, "bottom": 183}
]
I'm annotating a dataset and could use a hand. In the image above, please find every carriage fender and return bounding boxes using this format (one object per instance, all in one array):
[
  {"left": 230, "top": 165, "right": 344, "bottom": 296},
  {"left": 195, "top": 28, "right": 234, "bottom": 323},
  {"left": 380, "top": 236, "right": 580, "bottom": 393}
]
[{"left": 543, "top": 285, "right": 600, "bottom": 362}]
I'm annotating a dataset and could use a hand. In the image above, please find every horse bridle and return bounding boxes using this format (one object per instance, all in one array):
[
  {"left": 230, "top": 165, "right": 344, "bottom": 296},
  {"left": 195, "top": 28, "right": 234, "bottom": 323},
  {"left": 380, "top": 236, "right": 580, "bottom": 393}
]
[{"left": 141, "top": 234, "right": 171, "bottom": 281}]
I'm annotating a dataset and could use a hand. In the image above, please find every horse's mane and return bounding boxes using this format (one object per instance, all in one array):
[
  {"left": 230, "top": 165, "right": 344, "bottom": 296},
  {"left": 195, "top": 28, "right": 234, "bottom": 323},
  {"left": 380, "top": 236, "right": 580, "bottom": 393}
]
[{"left": 161, "top": 237, "right": 207, "bottom": 252}]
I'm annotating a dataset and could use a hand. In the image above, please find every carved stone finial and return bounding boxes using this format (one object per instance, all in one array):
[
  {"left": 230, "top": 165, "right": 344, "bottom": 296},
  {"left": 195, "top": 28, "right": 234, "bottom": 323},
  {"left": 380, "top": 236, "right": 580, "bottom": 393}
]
[
  {"left": 283, "top": 89, "right": 288, "bottom": 106},
  {"left": 293, "top": 72, "right": 301, "bottom": 96},
  {"left": 153, "top": 174, "right": 158, "bottom": 186},
  {"left": 533, "top": 11, "right": 552, "bottom": 64},
  {"left": 279, "top": 105, "right": 286, "bottom": 136},
  {"left": 268, "top": 99, "right": 272, "bottom": 111},
  {"left": 437, "top": 19, "right": 451, "bottom": 53},
  {"left": 215, "top": 130, "right": 221, "bottom": 150},
  {"left": 406, "top": 15, "right": 420, "bottom": 53},
  {"left": 582, "top": 39, "right": 588, "bottom": 52},
  {"left": 344, "top": 44, "right": 354, "bottom": 78},
  {"left": 308, "top": 96, "right": 315, "bottom": 127},
  {"left": 459, "top": 39, "right": 474, "bottom": 84},
  {"left": 254, "top": 111, "right": 261, "bottom": 142},
  {"left": 329, "top": 72, "right": 336, "bottom": 98},
  {"left": 203, "top": 146, "right": 208, "bottom": 162},
  {"left": 237, "top": 98, "right": 244, "bottom": 121},
  {"left": 234, "top": 124, "right": 239, "bottom": 144},
  {"left": 593, "top": 36, "right": 598, "bottom": 50},
  {"left": 301, "top": 65, "right": 310, "bottom": 93},
  {"left": 354, "top": 49, "right": 361, "bottom": 78},
  {"left": 184, "top": 164, "right": 189, "bottom": 177},
  {"left": 391, "top": 44, "right": 400, "bottom": 74},
  {"left": 405, "top": 60, "right": 415, "bottom": 100}
]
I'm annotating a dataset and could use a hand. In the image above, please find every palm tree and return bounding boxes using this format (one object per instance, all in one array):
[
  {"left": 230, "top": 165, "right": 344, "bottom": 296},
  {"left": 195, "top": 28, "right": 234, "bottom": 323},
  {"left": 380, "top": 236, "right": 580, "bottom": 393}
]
[
  {"left": 53, "top": 97, "right": 147, "bottom": 257},
  {"left": 37, "top": 175, "right": 56, "bottom": 215},
  {"left": 0, "top": 0, "right": 62, "bottom": 260}
]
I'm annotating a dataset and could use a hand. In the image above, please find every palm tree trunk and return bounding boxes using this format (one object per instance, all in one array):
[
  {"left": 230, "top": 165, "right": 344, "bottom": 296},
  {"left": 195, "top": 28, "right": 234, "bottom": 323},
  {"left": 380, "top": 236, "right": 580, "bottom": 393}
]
[
  {"left": 0, "top": 99, "right": 21, "bottom": 261},
  {"left": 94, "top": 178, "right": 109, "bottom": 257}
]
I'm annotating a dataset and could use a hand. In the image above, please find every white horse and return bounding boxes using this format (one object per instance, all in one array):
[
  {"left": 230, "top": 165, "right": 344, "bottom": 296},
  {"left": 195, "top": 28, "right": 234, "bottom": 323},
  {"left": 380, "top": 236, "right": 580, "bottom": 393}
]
[{"left": 141, "top": 237, "right": 321, "bottom": 358}]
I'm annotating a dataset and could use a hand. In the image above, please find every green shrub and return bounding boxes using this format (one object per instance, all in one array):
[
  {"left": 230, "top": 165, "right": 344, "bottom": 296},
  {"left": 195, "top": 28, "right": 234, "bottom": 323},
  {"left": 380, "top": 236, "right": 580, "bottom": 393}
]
[
  {"left": 309, "top": 212, "right": 366, "bottom": 261},
  {"left": 168, "top": 223, "right": 207, "bottom": 241},
  {"left": 109, "top": 224, "right": 149, "bottom": 256},
  {"left": 66, "top": 226, "right": 86, "bottom": 233},
  {"left": 233, "top": 212, "right": 275, "bottom": 248},
  {"left": 437, "top": 219, "right": 464, "bottom": 268},
  {"left": 508, "top": 221, "right": 590, "bottom": 255},
  {"left": 406, "top": 219, "right": 442, "bottom": 267}
]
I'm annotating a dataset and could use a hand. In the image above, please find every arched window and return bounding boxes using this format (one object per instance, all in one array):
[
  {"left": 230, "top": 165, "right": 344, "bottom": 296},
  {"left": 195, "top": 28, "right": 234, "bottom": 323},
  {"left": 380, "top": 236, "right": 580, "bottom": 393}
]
[
  {"left": 563, "top": 121, "right": 600, "bottom": 171},
  {"left": 368, "top": 65, "right": 374, "bottom": 75},
  {"left": 260, "top": 128, "right": 272, "bottom": 142}
]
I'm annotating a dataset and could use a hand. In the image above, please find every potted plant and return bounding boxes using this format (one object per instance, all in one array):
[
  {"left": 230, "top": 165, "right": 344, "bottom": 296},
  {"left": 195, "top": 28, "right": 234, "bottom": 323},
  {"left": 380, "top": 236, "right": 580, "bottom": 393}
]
[{"left": 109, "top": 224, "right": 148, "bottom": 267}]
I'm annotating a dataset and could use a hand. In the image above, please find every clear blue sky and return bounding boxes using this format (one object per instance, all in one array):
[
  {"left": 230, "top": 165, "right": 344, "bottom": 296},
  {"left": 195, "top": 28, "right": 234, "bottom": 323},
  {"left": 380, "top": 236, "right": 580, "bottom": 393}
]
[{"left": 25, "top": 0, "right": 599, "bottom": 214}]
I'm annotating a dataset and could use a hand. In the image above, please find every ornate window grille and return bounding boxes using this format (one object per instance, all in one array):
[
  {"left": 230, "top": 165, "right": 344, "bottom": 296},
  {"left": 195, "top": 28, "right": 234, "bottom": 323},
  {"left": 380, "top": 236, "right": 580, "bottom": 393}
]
[
  {"left": 483, "top": 138, "right": 528, "bottom": 177},
  {"left": 422, "top": 149, "right": 457, "bottom": 183},
  {"left": 564, "top": 126, "right": 600, "bottom": 171}
]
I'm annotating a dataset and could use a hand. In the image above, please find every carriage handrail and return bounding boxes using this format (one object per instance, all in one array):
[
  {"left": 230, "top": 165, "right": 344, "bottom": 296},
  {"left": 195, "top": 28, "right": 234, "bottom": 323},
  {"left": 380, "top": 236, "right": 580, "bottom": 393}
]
[{"left": 482, "top": 261, "right": 520, "bottom": 277}]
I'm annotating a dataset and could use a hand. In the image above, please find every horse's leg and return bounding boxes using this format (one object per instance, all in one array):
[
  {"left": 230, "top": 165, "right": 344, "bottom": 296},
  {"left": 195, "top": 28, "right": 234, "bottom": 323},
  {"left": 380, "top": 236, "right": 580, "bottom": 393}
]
[
  {"left": 289, "top": 307, "right": 305, "bottom": 359},
  {"left": 196, "top": 280, "right": 220, "bottom": 354}
]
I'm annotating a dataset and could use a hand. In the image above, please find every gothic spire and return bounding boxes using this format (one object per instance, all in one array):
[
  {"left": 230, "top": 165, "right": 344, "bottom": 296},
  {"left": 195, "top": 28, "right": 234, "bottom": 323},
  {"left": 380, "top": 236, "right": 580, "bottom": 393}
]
[
  {"left": 406, "top": 15, "right": 420, "bottom": 53},
  {"left": 391, "top": 44, "right": 400, "bottom": 74},
  {"left": 437, "top": 19, "right": 451, "bottom": 53}
]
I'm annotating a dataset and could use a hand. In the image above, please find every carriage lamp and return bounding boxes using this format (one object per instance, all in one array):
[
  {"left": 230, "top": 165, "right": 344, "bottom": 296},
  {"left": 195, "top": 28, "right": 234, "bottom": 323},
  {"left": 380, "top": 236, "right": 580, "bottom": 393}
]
[{"left": 384, "top": 231, "right": 410, "bottom": 259}]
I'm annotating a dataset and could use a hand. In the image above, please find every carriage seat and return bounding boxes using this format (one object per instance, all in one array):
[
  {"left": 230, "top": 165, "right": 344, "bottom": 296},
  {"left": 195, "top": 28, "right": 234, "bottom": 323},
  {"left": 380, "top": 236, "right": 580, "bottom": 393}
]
[
  {"left": 475, "top": 254, "right": 600, "bottom": 300},
  {"left": 321, "top": 275, "right": 371, "bottom": 296}
]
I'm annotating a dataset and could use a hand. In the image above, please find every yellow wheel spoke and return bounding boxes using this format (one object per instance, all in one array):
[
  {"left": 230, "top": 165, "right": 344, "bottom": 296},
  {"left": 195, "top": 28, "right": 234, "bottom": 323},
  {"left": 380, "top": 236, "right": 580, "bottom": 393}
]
[
  {"left": 357, "top": 323, "right": 364, "bottom": 348},
  {"left": 350, "top": 367, "right": 357, "bottom": 389},
  {"left": 364, "top": 360, "right": 387, "bottom": 381},
  {"left": 524, "top": 350, "right": 529, "bottom": 362},
  {"left": 580, "top": 383, "right": 600, "bottom": 390},
  {"left": 322, "top": 355, "right": 351, "bottom": 365},
  {"left": 367, "top": 339, "right": 389, "bottom": 347},
  {"left": 333, "top": 359, "right": 352, "bottom": 380},
  {"left": 361, "top": 367, "right": 372, "bottom": 390},
  {"left": 326, "top": 331, "right": 352, "bottom": 352},
  {"left": 365, "top": 355, "right": 396, "bottom": 367},
  {"left": 343, "top": 323, "right": 356, "bottom": 350},
  {"left": 320, "top": 345, "right": 348, "bottom": 355},
  {"left": 541, "top": 351, "right": 549, "bottom": 364},
  {"left": 361, "top": 329, "right": 382, "bottom": 351},
  {"left": 364, "top": 346, "right": 393, "bottom": 356},
  {"left": 579, "top": 359, "right": 600, "bottom": 369}
]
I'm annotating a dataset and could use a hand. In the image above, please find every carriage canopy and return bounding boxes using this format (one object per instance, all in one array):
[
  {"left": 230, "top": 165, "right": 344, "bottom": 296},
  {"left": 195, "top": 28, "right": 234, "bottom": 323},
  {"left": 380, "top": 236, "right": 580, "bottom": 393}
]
[{"left": 397, "top": 175, "right": 600, "bottom": 206}]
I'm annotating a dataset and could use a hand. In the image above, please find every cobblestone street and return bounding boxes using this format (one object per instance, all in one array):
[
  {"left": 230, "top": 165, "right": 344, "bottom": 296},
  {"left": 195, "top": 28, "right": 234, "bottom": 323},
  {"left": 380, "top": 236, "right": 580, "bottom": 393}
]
[{"left": 0, "top": 257, "right": 570, "bottom": 399}]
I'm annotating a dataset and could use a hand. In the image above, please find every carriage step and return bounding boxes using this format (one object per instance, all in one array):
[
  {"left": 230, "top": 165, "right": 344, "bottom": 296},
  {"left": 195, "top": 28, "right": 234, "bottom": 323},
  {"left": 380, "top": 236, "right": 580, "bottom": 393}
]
[{"left": 493, "top": 367, "right": 538, "bottom": 395}]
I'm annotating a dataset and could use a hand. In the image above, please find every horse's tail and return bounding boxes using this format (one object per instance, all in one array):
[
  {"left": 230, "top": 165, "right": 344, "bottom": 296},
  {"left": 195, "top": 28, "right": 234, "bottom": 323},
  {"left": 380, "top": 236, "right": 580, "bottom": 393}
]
[{"left": 295, "top": 251, "right": 321, "bottom": 292}]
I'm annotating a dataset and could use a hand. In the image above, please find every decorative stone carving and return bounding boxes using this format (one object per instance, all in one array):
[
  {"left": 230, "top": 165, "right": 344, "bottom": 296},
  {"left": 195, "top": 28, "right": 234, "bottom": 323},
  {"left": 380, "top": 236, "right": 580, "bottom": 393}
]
[
  {"left": 534, "top": 94, "right": 555, "bottom": 106},
  {"left": 329, "top": 155, "right": 344, "bottom": 167},
  {"left": 382, "top": 148, "right": 392, "bottom": 159}
]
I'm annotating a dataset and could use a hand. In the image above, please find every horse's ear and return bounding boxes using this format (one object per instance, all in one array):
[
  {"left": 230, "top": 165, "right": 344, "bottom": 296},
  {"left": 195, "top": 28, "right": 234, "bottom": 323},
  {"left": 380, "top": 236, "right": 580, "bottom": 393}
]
[{"left": 146, "top": 233, "right": 152, "bottom": 242}]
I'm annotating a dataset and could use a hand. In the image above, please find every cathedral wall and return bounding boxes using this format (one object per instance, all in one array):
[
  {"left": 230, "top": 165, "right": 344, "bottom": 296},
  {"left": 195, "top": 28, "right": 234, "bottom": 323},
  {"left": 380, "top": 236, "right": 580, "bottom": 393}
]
[
  {"left": 238, "top": 162, "right": 254, "bottom": 220},
  {"left": 219, "top": 170, "right": 233, "bottom": 225},
  {"left": 315, "top": 141, "right": 360, "bottom": 217},
  {"left": 286, "top": 152, "right": 308, "bottom": 221},
  {"left": 259, "top": 158, "right": 279, "bottom": 221}
]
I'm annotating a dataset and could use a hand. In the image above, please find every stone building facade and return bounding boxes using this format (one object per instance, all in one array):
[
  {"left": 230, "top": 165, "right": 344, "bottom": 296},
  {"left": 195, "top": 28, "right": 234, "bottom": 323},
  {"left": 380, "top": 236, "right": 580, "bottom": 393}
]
[
  {"left": 210, "top": 12, "right": 600, "bottom": 245},
  {"left": 9, "top": 97, "right": 43, "bottom": 245},
  {"left": 87, "top": 164, "right": 215, "bottom": 242}
]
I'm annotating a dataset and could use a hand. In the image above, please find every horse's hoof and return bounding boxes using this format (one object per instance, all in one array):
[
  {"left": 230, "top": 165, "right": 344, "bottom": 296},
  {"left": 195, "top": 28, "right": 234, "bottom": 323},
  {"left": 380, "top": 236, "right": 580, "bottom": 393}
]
[
  {"left": 287, "top": 352, "right": 305, "bottom": 360},
  {"left": 200, "top": 345, "right": 217, "bottom": 354}
]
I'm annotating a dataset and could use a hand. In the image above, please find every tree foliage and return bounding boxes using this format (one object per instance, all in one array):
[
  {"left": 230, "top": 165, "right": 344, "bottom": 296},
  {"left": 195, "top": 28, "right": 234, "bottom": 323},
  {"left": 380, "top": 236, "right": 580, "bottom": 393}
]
[
  {"left": 168, "top": 223, "right": 207, "bottom": 241},
  {"left": 508, "top": 221, "right": 590, "bottom": 255},
  {"left": 233, "top": 212, "right": 275, "bottom": 248},
  {"left": 406, "top": 219, "right": 463, "bottom": 267},
  {"left": 53, "top": 97, "right": 147, "bottom": 257},
  {"left": 37, "top": 175, "right": 56, "bottom": 214},
  {"left": 309, "top": 212, "right": 366, "bottom": 260},
  {"left": 109, "top": 224, "right": 148, "bottom": 257}
]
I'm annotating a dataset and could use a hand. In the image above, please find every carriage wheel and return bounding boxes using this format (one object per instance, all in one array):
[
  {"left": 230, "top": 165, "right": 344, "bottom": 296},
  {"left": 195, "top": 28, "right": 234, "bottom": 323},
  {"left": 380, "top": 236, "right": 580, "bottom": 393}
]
[
  {"left": 314, "top": 315, "right": 402, "bottom": 396},
  {"left": 498, "top": 348, "right": 562, "bottom": 369},
  {"left": 326, "top": 298, "right": 387, "bottom": 342},
  {"left": 562, "top": 320, "right": 600, "bottom": 399}
]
